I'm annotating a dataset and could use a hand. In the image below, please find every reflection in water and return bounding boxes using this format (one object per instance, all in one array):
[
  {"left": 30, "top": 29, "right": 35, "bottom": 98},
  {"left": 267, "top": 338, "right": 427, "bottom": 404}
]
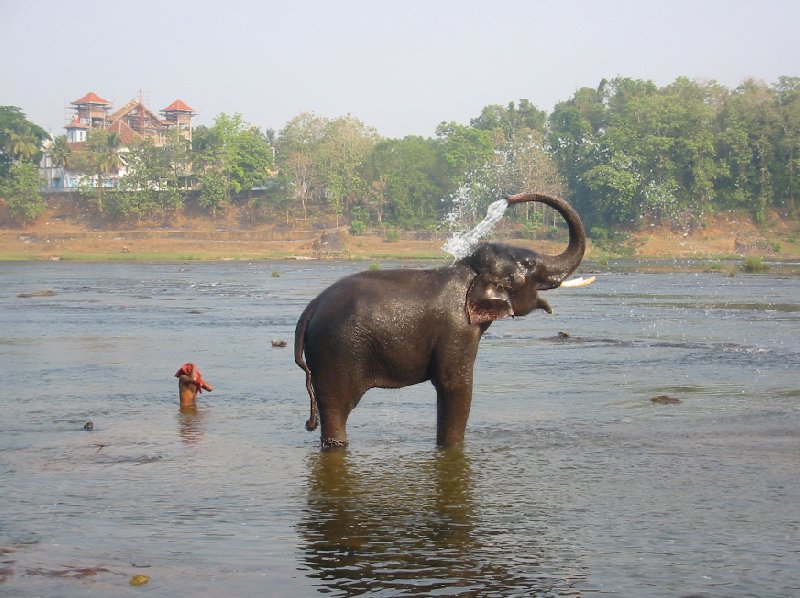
[
  {"left": 178, "top": 407, "right": 206, "bottom": 445},
  {"left": 299, "top": 449, "right": 582, "bottom": 595}
]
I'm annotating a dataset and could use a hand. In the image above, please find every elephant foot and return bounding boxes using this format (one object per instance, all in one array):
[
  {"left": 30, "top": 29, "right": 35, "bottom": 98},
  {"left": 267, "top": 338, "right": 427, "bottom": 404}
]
[{"left": 321, "top": 437, "right": 348, "bottom": 449}]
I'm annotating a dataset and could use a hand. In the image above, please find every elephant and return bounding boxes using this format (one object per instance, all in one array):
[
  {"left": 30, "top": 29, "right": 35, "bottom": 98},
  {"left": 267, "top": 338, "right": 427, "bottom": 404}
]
[{"left": 295, "top": 192, "right": 587, "bottom": 448}]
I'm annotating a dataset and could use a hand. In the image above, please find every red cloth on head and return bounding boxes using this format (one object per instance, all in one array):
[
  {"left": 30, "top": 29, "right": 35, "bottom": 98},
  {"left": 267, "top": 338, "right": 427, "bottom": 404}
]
[{"left": 175, "top": 363, "right": 210, "bottom": 393}]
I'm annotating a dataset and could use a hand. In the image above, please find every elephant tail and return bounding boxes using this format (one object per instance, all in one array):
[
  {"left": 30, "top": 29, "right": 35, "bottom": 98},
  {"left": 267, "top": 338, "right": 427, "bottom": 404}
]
[{"left": 295, "top": 297, "right": 320, "bottom": 431}]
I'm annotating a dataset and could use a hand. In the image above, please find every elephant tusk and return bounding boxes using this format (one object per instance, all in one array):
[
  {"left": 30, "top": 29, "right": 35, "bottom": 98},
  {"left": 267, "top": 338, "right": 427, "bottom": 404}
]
[{"left": 559, "top": 275, "right": 597, "bottom": 288}]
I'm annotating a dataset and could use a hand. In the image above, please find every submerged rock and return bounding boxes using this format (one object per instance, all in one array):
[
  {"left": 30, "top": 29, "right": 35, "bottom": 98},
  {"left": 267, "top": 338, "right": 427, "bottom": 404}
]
[
  {"left": 18, "top": 289, "right": 57, "bottom": 298},
  {"left": 650, "top": 395, "right": 682, "bottom": 405}
]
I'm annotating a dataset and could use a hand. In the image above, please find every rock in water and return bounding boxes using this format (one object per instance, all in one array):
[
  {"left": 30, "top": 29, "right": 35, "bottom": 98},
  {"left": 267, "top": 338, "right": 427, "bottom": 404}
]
[
  {"left": 129, "top": 574, "right": 150, "bottom": 586},
  {"left": 650, "top": 395, "right": 681, "bottom": 405}
]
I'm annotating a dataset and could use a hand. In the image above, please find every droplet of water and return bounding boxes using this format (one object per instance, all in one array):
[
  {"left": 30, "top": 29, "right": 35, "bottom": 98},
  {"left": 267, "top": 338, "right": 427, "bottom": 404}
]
[{"left": 442, "top": 198, "right": 509, "bottom": 260}]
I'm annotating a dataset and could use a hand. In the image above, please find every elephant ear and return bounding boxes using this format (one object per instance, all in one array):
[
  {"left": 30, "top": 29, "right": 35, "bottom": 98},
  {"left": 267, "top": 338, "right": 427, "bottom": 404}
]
[{"left": 465, "top": 274, "right": 514, "bottom": 325}]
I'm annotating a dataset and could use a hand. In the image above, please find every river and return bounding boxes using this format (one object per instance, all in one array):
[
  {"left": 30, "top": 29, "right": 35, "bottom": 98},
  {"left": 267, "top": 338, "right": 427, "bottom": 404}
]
[{"left": 1, "top": 260, "right": 798, "bottom": 596}]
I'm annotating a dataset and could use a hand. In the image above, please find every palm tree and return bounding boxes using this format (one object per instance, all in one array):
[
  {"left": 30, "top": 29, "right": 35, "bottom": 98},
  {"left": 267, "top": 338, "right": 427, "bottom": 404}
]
[
  {"left": 6, "top": 127, "right": 40, "bottom": 162},
  {"left": 98, "top": 132, "right": 124, "bottom": 176},
  {"left": 88, "top": 131, "right": 124, "bottom": 212},
  {"left": 49, "top": 135, "right": 71, "bottom": 169}
]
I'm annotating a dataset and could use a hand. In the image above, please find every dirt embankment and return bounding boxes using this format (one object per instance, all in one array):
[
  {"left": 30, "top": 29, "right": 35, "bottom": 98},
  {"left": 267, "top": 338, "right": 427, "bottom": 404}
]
[{"left": 0, "top": 196, "right": 798, "bottom": 262}]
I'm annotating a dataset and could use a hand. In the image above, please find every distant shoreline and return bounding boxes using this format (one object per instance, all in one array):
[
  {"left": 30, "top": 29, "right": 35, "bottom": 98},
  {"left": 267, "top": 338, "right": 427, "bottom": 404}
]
[{"left": 2, "top": 199, "right": 799, "bottom": 267}]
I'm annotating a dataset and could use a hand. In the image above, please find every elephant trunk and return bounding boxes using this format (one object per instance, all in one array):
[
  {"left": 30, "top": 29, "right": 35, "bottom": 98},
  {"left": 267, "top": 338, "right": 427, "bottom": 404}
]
[{"left": 506, "top": 192, "right": 586, "bottom": 288}]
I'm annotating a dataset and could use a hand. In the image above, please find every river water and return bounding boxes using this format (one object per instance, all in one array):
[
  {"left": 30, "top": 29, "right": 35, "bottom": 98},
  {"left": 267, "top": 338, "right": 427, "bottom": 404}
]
[{"left": 1, "top": 260, "right": 798, "bottom": 597}]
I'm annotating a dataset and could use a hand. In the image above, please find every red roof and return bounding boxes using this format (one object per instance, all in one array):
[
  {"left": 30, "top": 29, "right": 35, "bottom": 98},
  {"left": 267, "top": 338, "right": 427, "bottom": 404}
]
[
  {"left": 105, "top": 119, "right": 141, "bottom": 145},
  {"left": 162, "top": 99, "right": 194, "bottom": 112},
  {"left": 65, "top": 116, "right": 88, "bottom": 129},
  {"left": 72, "top": 91, "right": 111, "bottom": 105}
]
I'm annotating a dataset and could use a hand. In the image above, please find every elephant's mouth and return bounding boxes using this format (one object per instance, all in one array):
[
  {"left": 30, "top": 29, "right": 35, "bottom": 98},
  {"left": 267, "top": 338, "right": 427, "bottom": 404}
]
[{"left": 559, "top": 275, "right": 597, "bottom": 288}]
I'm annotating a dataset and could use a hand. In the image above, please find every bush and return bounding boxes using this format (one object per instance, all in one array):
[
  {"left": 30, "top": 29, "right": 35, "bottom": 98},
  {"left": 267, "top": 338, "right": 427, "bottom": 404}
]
[
  {"left": 590, "top": 225, "right": 634, "bottom": 256},
  {"left": 741, "top": 256, "right": 769, "bottom": 273},
  {"left": 349, "top": 206, "right": 370, "bottom": 236},
  {"left": 350, "top": 219, "right": 367, "bottom": 236},
  {"left": 2, "top": 162, "right": 45, "bottom": 222},
  {"left": 198, "top": 171, "right": 229, "bottom": 213}
]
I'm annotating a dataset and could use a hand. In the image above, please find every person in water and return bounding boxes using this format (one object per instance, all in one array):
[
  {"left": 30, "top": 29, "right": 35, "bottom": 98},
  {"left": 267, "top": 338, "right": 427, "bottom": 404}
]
[{"left": 175, "top": 363, "right": 213, "bottom": 409}]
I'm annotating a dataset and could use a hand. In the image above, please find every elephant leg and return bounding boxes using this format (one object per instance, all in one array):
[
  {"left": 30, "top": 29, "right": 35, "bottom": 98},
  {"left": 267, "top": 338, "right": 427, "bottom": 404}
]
[
  {"left": 318, "top": 405, "right": 350, "bottom": 448},
  {"left": 434, "top": 374, "right": 474, "bottom": 447},
  {"left": 311, "top": 367, "right": 366, "bottom": 448}
]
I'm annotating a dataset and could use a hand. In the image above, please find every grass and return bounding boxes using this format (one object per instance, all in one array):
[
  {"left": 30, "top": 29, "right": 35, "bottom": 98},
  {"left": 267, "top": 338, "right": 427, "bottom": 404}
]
[{"left": 741, "top": 255, "right": 770, "bottom": 273}]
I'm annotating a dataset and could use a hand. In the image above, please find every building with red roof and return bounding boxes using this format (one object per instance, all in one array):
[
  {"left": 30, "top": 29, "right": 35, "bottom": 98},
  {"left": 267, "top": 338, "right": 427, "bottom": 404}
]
[
  {"left": 66, "top": 90, "right": 196, "bottom": 146},
  {"left": 43, "top": 90, "right": 197, "bottom": 190},
  {"left": 161, "top": 99, "right": 196, "bottom": 144}
]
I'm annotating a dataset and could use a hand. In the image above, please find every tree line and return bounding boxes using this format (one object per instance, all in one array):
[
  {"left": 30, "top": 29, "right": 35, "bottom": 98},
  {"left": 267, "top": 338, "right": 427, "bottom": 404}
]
[{"left": 1, "top": 75, "right": 798, "bottom": 236}]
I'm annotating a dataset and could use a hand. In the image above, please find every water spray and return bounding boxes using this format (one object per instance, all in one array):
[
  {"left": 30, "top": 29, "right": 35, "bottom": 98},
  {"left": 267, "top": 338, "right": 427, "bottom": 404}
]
[{"left": 442, "top": 198, "right": 510, "bottom": 260}]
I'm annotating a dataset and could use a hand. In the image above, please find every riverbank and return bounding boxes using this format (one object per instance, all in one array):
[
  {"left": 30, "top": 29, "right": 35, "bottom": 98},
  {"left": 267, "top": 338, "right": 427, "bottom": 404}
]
[{"left": 1, "top": 197, "right": 798, "bottom": 263}]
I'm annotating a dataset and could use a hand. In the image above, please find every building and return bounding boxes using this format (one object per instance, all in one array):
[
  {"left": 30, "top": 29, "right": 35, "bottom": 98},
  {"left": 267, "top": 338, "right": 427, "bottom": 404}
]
[{"left": 42, "top": 91, "right": 196, "bottom": 191}]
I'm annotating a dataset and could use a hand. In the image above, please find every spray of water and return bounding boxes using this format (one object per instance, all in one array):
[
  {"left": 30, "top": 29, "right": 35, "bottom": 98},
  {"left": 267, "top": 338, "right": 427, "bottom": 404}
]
[
  {"left": 440, "top": 145, "right": 529, "bottom": 259},
  {"left": 441, "top": 198, "right": 509, "bottom": 260}
]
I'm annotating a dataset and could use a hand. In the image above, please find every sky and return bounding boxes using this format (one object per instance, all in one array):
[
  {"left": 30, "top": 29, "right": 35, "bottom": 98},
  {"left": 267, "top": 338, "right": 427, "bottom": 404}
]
[{"left": 2, "top": 0, "right": 799, "bottom": 140}]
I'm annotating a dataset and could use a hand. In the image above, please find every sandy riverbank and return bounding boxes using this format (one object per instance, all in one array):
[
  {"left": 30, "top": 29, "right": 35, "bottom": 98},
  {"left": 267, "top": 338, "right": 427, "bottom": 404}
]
[{"left": 1, "top": 198, "right": 798, "bottom": 264}]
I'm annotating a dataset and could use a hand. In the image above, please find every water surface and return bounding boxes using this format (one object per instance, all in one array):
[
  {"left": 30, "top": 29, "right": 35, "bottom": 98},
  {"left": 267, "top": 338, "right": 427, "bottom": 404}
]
[{"left": 1, "top": 261, "right": 798, "bottom": 596}]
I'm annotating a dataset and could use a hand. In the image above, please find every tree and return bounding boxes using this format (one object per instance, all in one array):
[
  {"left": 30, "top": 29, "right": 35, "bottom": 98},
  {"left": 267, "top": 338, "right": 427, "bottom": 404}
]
[
  {"left": 775, "top": 76, "right": 800, "bottom": 215},
  {"left": 1, "top": 162, "right": 45, "bottom": 222},
  {"left": 316, "top": 115, "right": 379, "bottom": 225},
  {"left": 193, "top": 113, "right": 274, "bottom": 212},
  {"left": 548, "top": 85, "right": 608, "bottom": 223},
  {"left": 275, "top": 112, "right": 327, "bottom": 218},
  {"left": 465, "top": 100, "right": 565, "bottom": 226},
  {"left": 113, "top": 139, "right": 182, "bottom": 219},
  {"left": 366, "top": 136, "right": 446, "bottom": 228},
  {"left": 470, "top": 99, "right": 547, "bottom": 141},
  {"left": 83, "top": 130, "right": 124, "bottom": 213},
  {"left": 499, "top": 130, "right": 566, "bottom": 226},
  {"left": 724, "top": 79, "right": 782, "bottom": 221},
  {"left": 435, "top": 121, "right": 494, "bottom": 196},
  {"left": 6, "top": 128, "right": 40, "bottom": 161},
  {"left": 275, "top": 113, "right": 379, "bottom": 224},
  {"left": 551, "top": 77, "right": 725, "bottom": 228},
  {"left": 0, "top": 106, "right": 48, "bottom": 177},
  {"left": 49, "top": 135, "right": 72, "bottom": 169}
]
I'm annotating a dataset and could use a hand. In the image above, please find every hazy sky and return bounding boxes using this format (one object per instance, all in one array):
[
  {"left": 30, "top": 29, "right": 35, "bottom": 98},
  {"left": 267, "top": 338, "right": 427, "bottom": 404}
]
[{"left": 2, "top": 0, "right": 798, "bottom": 139}]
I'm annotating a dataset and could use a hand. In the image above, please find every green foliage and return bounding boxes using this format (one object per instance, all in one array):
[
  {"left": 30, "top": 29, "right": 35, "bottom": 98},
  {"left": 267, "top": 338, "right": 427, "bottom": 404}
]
[
  {"left": 194, "top": 113, "right": 275, "bottom": 211},
  {"left": 7, "top": 76, "right": 798, "bottom": 236},
  {"left": 79, "top": 129, "right": 125, "bottom": 213},
  {"left": 366, "top": 136, "right": 447, "bottom": 228},
  {"left": 741, "top": 256, "right": 769, "bottom": 272},
  {"left": 2, "top": 162, "right": 45, "bottom": 221},
  {"left": 349, "top": 205, "right": 370, "bottom": 235},
  {"left": 470, "top": 100, "right": 547, "bottom": 140},
  {"left": 49, "top": 135, "right": 71, "bottom": 169},
  {"left": 275, "top": 112, "right": 378, "bottom": 223},
  {"left": 112, "top": 140, "right": 183, "bottom": 220},
  {"left": 0, "top": 106, "right": 48, "bottom": 177},
  {"left": 589, "top": 225, "right": 634, "bottom": 256},
  {"left": 435, "top": 122, "right": 494, "bottom": 186},
  {"left": 198, "top": 170, "right": 229, "bottom": 213}
]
